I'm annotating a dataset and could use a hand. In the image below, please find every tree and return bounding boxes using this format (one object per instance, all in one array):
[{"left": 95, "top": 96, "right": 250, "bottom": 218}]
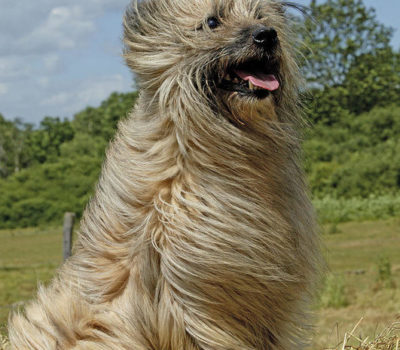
[
  {"left": 27, "top": 117, "right": 74, "bottom": 164},
  {"left": 0, "top": 115, "right": 33, "bottom": 177},
  {"left": 73, "top": 92, "right": 138, "bottom": 140},
  {"left": 0, "top": 114, "right": 10, "bottom": 176},
  {"left": 0, "top": 91, "right": 140, "bottom": 227},
  {"left": 344, "top": 48, "right": 400, "bottom": 114},
  {"left": 301, "top": 0, "right": 394, "bottom": 88}
]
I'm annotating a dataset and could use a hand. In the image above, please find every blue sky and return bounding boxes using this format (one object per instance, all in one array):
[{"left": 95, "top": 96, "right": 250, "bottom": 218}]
[{"left": 0, "top": 0, "right": 399, "bottom": 125}]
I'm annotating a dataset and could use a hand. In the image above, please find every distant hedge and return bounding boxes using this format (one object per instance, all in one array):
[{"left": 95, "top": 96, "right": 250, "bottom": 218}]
[
  {"left": 0, "top": 98, "right": 399, "bottom": 228},
  {"left": 305, "top": 105, "right": 400, "bottom": 199}
]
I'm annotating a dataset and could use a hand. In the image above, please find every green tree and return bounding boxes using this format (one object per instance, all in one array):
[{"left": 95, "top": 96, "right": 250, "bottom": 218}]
[
  {"left": 0, "top": 114, "right": 12, "bottom": 176},
  {"left": 73, "top": 92, "right": 138, "bottom": 140},
  {"left": 0, "top": 91, "right": 139, "bottom": 228},
  {"left": 0, "top": 115, "right": 33, "bottom": 177},
  {"left": 302, "top": 0, "right": 394, "bottom": 88},
  {"left": 27, "top": 117, "right": 74, "bottom": 164},
  {"left": 344, "top": 48, "right": 400, "bottom": 114},
  {"left": 304, "top": 105, "right": 400, "bottom": 198},
  {"left": 300, "top": 0, "right": 398, "bottom": 123}
]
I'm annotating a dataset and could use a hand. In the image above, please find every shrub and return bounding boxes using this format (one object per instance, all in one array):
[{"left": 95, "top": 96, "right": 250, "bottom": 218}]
[
  {"left": 319, "top": 274, "right": 348, "bottom": 309},
  {"left": 314, "top": 195, "right": 400, "bottom": 223},
  {"left": 376, "top": 256, "right": 395, "bottom": 289}
]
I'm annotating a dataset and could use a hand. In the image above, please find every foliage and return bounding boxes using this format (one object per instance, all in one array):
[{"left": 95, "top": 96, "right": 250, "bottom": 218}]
[
  {"left": 305, "top": 105, "right": 400, "bottom": 199},
  {"left": 306, "top": 48, "right": 400, "bottom": 124},
  {"left": 0, "top": 116, "right": 33, "bottom": 177},
  {"left": 301, "top": 0, "right": 393, "bottom": 88},
  {"left": 0, "top": 0, "right": 399, "bottom": 228},
  {"left": 327, "top": 221, "right": 341, "bottom": 234},
  {"left": 27, "top": 117, "right": 74, "bottom": 165},
  {"left": 301, "top": 0, "right": 399, "bottom": 123},
  {"left": 72, "top": 92, "right": 137, "bottom": 140},
  {"left": 0, "top": 92, "right": 138, "bottom": 228},
  {"left": 314, "top": 195, "right": 400, "bottom": 223},
  {"left": 319, "top": 273, "right": 348, "bottom": 308},
  {"left": 0, "top": 157, "right": 102, "bottom": 228},
  {"left": 376, "top": 256, "right": 394, "bottom": 289},
  {"left": 344, "top": 48, "right": 400, "bottom": 115}
]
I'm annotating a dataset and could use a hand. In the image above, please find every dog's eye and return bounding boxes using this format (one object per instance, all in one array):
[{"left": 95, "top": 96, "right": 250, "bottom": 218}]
[{"left": 207, "top": 17, "right": 220, "bottom": 29}]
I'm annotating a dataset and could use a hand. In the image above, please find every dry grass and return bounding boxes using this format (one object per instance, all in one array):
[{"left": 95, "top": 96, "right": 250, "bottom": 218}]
[
  {"left": 0, "top": 334, "right": 9, "bottom": 350},
  {"left": 312, "top": 218, "right": 400, "bottom": 349},
  {"left": 323, "top": 318, "right": 400, "bottom": 350}
]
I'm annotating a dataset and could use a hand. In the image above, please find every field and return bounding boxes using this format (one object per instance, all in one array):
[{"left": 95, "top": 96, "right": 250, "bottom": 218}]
[
  {"left": 313, "top": 219, "right": 400, "bottom": 348},
  {"left": 1, "top": 220, "right": 400, "bottom": 349}
]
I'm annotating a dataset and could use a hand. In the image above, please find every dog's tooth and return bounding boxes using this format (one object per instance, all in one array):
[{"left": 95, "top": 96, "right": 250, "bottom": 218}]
[
  {"left": 226, "top": 74, "right": 231, "bottom": 81},
  {"left": 249, "top": 81, "right": 254, "bottom": 90},
  {"left": 233, "top": 77, "right": 239, "bottom": 84}
]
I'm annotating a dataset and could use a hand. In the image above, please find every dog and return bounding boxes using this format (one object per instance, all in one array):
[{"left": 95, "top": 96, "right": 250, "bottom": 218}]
[{"left": 8, "top": 0, "right": 321, "bottom": 349}]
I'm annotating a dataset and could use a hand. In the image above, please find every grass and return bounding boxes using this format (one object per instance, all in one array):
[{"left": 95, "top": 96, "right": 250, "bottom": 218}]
[
  {"left": 313, "top": 219, "right": 400, "bottom": 349},
  {"left": 0, "top": 227, "right": 64, "bottom": 336},
  {"left": 320, "top": 318, "right": 400, "bottom": 350},
  {"left": 0, "top": 220, "right": 399, "bottom": 348}
]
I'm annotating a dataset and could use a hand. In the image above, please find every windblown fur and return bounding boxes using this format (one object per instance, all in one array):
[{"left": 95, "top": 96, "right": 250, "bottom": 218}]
[{"left": 8, "top": 0, "right": 321, "bottom": 349}]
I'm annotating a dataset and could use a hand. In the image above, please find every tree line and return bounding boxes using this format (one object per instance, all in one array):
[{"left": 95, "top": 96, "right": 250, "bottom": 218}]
[{"left": 0, "top": 0, "right": 399, "bottom": 228}]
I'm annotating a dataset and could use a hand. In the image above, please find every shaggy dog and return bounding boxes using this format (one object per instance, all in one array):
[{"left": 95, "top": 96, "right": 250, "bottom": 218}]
[{"left": 8, "top": 0, "right": 321, "bottom": 349}]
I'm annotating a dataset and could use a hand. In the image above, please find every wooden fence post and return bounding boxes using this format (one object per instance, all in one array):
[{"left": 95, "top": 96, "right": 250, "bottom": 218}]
[{"left": 63, "top": 212, "right": 75, "bottom": 261}]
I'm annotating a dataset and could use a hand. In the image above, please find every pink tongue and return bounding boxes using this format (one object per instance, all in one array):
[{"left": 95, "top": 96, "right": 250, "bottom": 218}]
[{"left": 235, "top": 70, "right": 280, "bottom": 91}]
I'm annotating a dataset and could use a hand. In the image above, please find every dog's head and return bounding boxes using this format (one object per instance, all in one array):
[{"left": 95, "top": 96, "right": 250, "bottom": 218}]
[{"left": 124, "top": 0, "right": 302, "bottom": 124}]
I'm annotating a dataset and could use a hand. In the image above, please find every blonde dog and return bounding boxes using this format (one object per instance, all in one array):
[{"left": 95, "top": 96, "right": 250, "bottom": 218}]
[{"left": 9, "top": 0, "right": 321, "bottom": 349}]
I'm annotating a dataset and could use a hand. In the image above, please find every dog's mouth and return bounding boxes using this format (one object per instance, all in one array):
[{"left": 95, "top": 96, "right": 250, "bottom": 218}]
[{"left": 218, "top": 58, "right": 280, "bottom": 99}]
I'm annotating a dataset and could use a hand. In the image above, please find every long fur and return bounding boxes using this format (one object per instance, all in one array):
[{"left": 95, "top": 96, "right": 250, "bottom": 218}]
[{"left": 8, "top": 0, "right": 321, "bottom": 349}]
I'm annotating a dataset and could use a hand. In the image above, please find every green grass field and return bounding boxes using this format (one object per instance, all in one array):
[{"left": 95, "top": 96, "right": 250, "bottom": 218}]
[
  {"left": 1, "top": 220, "right": 399, "bottom": 348},
  {"left": 0, "top": 227, "right": 64, "bottom": 336},
  {"left": 314, "top": 219, "right": 400, "bottom": 348}
]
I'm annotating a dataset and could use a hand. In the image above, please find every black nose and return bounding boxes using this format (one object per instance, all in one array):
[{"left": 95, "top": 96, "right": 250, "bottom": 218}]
[{"left": 252, "top": 27, "right": 278, "bottom": 49}]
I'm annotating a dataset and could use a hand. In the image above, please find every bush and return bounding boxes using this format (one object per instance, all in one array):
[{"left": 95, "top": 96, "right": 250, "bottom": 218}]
[
  {"left": 376, "top": 256, "right": 395, "bottom": 289},
  {"left": 314, "top": 195, "right": 400, "bottom": 223},
  {"left": 0, "top": 156, "right": 102, "bottom": 229},
  {"left": 305, "top": 105, "right": 400, "bottom": 199},
  {"left": 319, "top": 274, "right": 348, "bottom": 309},
  {"left": 327, "top": 221, "right": 341, "bottom": 235}
]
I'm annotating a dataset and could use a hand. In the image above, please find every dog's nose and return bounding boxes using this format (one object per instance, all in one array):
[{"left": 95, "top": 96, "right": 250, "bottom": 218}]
[{"left": 252, "top": 27, "right": 278, "bottom": 49}]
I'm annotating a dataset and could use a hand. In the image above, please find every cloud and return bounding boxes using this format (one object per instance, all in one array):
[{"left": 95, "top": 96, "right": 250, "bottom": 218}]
[
  {"left": 0, "top": 0, "right": 129, "bottom": 56},
  {"left": 0, "top": 0, "right": 133, "bottom": 124},
  {"left": 40, "top": 74, "right": 129, "bottom": 111},
  {"left": 0, "top": 56, "right": 32, "bottom": 80},
  {"left": 1, "top": 6, "right": 94, "bottom": 56},
  {"left": 0, "top": 71, "right": 132, "bottom": 123},
  {"left": 35, "top": 74, "right": 132, "bottom": 123},
  {"left": 37, "top": 77, "right": 50, "bottom": 88},
  {"left": 0, "top": 54, "right": 63, "bottom": 82},
  {"left": 22, "top": 6, "right": 95, "bottom": 53},
  {"left": 43, "top": 54, "right": 63, "bottom": 73},
  {"left": 0, "top": 84, "right": 8, "bottom": 95}
]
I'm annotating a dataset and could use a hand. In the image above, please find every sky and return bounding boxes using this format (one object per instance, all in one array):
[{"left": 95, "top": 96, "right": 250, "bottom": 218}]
[{"left": 0, "top": 0, "right": 399, "bottom": 125}]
